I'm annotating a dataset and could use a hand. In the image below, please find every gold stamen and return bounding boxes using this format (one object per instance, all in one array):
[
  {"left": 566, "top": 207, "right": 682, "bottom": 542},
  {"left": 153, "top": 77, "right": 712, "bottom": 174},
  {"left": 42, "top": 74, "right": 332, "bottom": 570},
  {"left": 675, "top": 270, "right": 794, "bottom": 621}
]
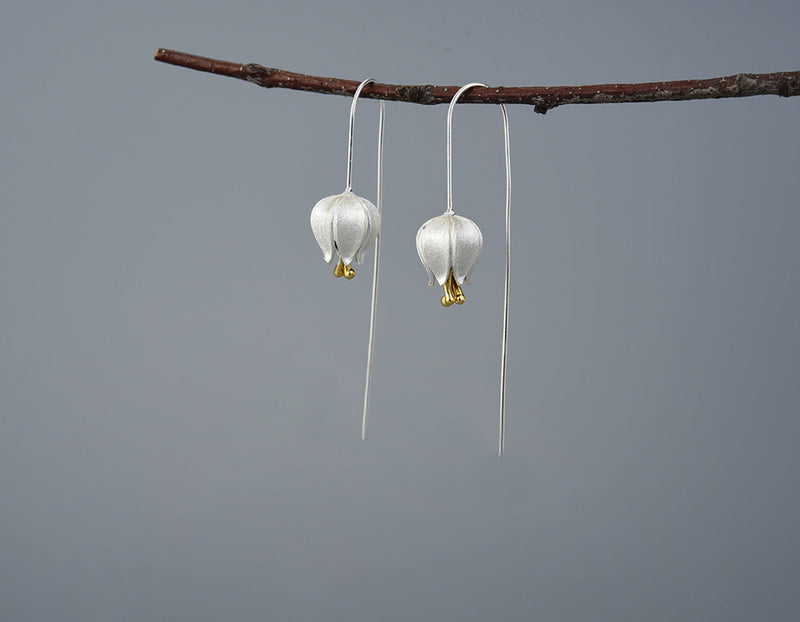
[
  {"left": 441, "top": 273, "right": 454, "bottom": 306},
  {"left": 334, "top": 258, "right": 345, "bottom": 277},
  {"left": 440, "top": 269, "right": 464, "bottom": 307},
  {"left": 452, "top": 277, "right": 465, "bottom": 305},
  {"left": 334, "top": 257, "right": 355, "bottom": 279}
]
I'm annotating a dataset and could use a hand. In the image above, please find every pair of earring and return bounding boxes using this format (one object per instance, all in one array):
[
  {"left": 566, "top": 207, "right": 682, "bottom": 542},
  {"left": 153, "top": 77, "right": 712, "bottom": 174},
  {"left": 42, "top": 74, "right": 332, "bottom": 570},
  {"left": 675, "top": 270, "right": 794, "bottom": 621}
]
[{"left": 309, "top": 81, "right": 511, "bottom": 455}]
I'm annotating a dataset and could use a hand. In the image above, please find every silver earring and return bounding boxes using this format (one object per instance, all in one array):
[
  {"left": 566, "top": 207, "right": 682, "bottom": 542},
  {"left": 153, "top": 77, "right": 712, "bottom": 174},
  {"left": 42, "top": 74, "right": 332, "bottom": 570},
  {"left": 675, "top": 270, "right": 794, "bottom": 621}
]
[
  {"left": 415, "top": 82, "right": 512, "bottom": 455},
  {"left": 309, "top": 79, "right": 385, "bottom": 440}
]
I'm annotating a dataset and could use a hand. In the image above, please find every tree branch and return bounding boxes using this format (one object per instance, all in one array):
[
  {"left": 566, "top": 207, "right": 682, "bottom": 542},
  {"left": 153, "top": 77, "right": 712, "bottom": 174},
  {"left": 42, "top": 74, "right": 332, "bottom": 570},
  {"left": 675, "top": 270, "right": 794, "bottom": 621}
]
[{"left": 154, "top": 48, "right": 800, "bottom": 114}]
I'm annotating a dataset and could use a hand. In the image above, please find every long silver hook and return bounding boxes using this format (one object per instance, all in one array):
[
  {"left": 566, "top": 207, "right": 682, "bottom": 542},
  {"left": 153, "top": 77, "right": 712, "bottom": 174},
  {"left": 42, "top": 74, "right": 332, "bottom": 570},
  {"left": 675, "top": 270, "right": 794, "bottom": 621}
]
[
  {"left": 498, "top": 102, "right": 511, "bottom": 456},
  {"left": 362, "top": 99, "right": 385, "bottom": 441},
  {"left": 446, "top": 83, "right": 512, "bottom": 455},
  {"left": 446, "top": 82, "right": 487, "bottom": 214},
  {"left": 346, "top": 79, "right": 375, "bottom": 192},
  {"left": 344, "top": 78, "right": 385, "bottom": 441}
]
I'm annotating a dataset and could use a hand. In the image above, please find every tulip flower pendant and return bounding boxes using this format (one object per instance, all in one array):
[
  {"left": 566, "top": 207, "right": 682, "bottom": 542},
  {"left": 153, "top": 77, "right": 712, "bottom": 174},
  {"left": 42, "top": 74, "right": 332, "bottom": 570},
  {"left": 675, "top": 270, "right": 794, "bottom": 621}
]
[
  {"left": 416, "top": 211, "right": 483, "bottom": 307},
  {"left": 310, "top": 189, "right": 381, "bottom": 280}
]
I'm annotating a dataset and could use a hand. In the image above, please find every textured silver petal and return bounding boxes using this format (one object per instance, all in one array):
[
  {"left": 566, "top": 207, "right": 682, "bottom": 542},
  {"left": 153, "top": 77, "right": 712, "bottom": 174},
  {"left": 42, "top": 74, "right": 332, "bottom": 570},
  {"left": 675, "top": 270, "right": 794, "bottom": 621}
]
[
  {"left": 353, "top": 195, "right": 380, "bottom": 265},
  {"left": 450, "top": 214, "right": 483, "bottom": 285},
  {"left": 310, "top": 194, "right": 338, "bottom": 263},
  {"left": 416, "top": 213, "right": 454, "bottom": 286},
  {"left": 415, "top": 222, "right": 437, "bottom": 286}
]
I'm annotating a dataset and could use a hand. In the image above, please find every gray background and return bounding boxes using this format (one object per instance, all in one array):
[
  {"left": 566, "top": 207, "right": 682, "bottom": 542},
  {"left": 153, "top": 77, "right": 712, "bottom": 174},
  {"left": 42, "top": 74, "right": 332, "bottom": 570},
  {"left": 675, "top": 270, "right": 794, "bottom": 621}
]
[{"left": 2, "top": 1, "right": 799, "bottom": 620}]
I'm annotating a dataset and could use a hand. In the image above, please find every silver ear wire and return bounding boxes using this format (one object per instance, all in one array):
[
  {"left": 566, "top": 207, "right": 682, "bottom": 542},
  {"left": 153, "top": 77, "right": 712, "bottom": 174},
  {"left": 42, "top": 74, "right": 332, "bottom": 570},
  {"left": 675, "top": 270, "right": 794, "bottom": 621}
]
[
  {"left": 445, "top": 83, "right": 512, "bottom": 456},
  {"left": 362, "top": 90, "right": 385, "bottom": 441},
  {"left": 344, "top": 78, "right": 386, "bottom": 442},
  {"left": 498, "top": 102, "right": 511, "bottom": 456},
  {"left": 447, "top": 82, "right": 488, "bottom": 214},
  {"left": 346, "top": 79, "right": 375, "bottom": 192}
]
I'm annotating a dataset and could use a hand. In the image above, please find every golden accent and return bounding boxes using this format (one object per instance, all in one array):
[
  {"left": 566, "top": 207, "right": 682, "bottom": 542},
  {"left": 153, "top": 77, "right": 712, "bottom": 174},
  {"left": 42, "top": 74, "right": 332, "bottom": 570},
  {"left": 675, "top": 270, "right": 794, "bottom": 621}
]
[
  {"left": 440, "top": 269, "right": 466, "bottom": 307},
  {"left": 334, "top": 258, "right": 355, "bottom": 279}
]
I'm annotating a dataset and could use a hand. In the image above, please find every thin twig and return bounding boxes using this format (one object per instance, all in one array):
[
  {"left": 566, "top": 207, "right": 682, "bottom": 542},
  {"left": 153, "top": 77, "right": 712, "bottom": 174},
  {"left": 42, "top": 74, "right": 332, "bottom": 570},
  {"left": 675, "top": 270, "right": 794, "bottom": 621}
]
[{"left": 154, "top": 48, "right": 800, "bottom": 114}]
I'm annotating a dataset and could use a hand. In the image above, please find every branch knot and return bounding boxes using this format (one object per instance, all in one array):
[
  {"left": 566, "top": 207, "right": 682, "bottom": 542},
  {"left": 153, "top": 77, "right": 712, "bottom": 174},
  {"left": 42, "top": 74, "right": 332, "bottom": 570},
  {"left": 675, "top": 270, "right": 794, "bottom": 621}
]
[{"left": 396, "top": 85, "right": 438, "bottom": 105}]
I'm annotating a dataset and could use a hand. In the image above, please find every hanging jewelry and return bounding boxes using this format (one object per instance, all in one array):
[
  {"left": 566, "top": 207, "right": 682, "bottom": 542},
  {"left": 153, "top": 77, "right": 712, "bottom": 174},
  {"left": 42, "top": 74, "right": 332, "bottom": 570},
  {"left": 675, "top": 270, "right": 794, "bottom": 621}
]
[
  {"left": 309, "top": 79, "right": 385, "bottom": 440},
  {"left": 416, "top": 83, "right": 488, "bottom": 307},
  {"left": 415, "top": 82, "right": 512, "bottom": 455},
  {"left": 310, "top": 80, "right": 382, "bottom": 280}
]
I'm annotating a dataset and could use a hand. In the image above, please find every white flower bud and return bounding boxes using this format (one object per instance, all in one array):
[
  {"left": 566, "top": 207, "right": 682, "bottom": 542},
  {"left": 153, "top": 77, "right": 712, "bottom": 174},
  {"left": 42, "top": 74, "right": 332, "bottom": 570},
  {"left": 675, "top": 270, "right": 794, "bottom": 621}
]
[
  {"left": 310, "top": 190, "right": 381, "bottom": 277},
  {"left": 416, "top": 212, "right": 483, "bottom": 285}
]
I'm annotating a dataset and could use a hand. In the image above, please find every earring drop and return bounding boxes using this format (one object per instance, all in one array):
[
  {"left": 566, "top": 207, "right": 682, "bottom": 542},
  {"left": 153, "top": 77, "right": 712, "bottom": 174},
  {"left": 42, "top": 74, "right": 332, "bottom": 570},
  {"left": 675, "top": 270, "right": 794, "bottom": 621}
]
[
  {"left": 415, "top": 82, "right": 512, "bottom": 454},
  {"left": 416, "top": 212, "right": 483, "bottom": 307},
  {"left": 311, "top": 80, "right": 382, "bottom": 280},
  {"left": 309, "top": 79, "right": 386, "bottom": 440},
  {"left": 416, "top": 83, "right": 488, "bottom": 307}
]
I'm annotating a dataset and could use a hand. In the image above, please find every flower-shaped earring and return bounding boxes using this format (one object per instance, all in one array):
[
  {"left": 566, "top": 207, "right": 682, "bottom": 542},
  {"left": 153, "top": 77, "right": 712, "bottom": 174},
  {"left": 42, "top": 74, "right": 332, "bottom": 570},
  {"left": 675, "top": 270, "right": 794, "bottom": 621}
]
[
  {"left": 416, "top": 82, "right": 512, "bottom": 454},
  {"left": 310, "top": 79, "right": 385, "bottom": 440},
  {"left": 416, "top": 211, "right": 483, "bottom": 307},
  {"left": 311, "top": 80, "right": 382, "bottom": 280},
  {"left": 416, "top": 83, "right": 489, "bottom": 307}
]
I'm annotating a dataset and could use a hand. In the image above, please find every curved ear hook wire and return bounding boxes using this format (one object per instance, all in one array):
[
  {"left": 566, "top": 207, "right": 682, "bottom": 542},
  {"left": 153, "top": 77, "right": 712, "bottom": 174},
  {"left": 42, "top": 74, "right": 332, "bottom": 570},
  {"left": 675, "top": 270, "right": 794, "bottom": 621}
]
[
  {"left": 446, "top": 82, "right": 487, "bottom": 214},
  {"left": 447, "top": 83, "right": 512, "bottom": 455},
  {"left": 344, "top": 78, "right": 386, "bottom": 441},
  {"left": 346, "top": 78, "right": 375, "bottom": 192}
]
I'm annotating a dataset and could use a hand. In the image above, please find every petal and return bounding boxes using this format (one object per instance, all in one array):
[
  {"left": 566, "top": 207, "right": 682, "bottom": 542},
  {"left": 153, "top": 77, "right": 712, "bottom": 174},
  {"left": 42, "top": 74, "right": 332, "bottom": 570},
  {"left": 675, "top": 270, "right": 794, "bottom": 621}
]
[
  {"left": 416, "top": 213, "right": 453, "bottom": 286},
  {"left": 414, "top": 222, "right": 436, "bottom": 285},
  {"left": 353, "top": 195, "right": 381, "bottom": 265},
  {"left": 451, "top": 214, "right": 483, "bottom": 285},
  {"left": 332, "top": 192, "right": 373, "bottom": 265},
  {"left": 310, "top": 194, "right": 337, "bottom": 263}
]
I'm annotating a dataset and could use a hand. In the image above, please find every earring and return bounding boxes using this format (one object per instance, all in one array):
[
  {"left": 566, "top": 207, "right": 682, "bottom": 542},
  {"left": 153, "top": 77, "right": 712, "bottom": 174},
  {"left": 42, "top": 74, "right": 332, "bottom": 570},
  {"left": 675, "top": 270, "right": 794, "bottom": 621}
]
[
  {"left": 309, "top": 79, "right": 385, "bottom": 440},
  {"left": 415, "top": 82, "right": 512, "bottom": 455}
]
